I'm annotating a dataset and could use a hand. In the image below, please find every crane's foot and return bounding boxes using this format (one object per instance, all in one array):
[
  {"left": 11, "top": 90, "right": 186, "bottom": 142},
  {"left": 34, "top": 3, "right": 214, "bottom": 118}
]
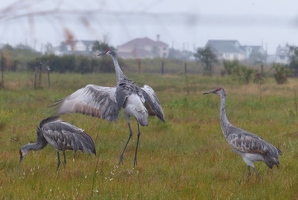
[
  {"left": 252, "top": 167, "right": 261, "bottom": 181},
  {"left": 118, "top": 154, "right": 124, "bottom": 166},
  {"left": 56, "top": 163, "right": 61, "bottom": 171},
  {"left": 63, "top": 161, "right": 66, "bottom": 169}
]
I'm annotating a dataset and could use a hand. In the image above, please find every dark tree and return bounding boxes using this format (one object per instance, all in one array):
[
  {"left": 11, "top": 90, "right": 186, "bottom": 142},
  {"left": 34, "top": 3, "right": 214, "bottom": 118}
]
[
  {"left": 92, "top": 41, "right": 115, "bottom": 52},
  {"left": 91, "top": 41, "right": 125, "bottom": 73},
  {"left": 194, "top": 46, "right": 218, "bottom": 76},
  {"left": 288, "top": 46, "right": 298, "bottom": 76}
]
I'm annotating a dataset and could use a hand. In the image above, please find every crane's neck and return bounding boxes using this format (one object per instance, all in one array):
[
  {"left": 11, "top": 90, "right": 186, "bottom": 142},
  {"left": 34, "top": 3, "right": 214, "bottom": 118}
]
[
  {"left": 22, "top": 141, "right": 47, "bottom": 151},
  {"left": 219, "top": 93, "right": 231, "bottom": 137},
  {"left": 110, "top": 54, "right": 127, "bottom": 81}
]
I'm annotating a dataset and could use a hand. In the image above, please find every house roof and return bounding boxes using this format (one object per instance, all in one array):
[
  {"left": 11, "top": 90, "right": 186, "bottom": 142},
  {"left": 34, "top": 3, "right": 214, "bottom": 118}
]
[
  {"left": 206, "top": 40, "right": 245, "bottom": 54},
  {"left": 241, "top": 45, "right": 265, "bottom": 53},
  {"left": 118, "top": 37, "right": 168, "bottom": 49},
  {"left": 118, "top": 48, "right": 154, "bottom": 59}
]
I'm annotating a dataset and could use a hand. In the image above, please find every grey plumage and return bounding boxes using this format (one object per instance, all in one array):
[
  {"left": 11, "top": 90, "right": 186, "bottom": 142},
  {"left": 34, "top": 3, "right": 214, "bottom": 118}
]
[
  {"left": 20, "top": 116, "right": 96, "bottom": 170},
  {"left": 51, "top": 48, "right": 165, "bottom": 167},
  {"left": 203, "top": 88, "right": 281, "bottom": 178},
  {"left": 52, "top": 85, "right": 119, "bottom": 121}
]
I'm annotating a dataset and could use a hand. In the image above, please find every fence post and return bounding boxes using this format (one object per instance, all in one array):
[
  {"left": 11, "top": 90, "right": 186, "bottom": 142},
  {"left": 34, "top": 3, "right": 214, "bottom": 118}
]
[
  {"left": 185, "top": 62, "right": 190, "bottom": 95},
  {"left": 46, "top": 60, "right": 50, "bottom": 87},
  {"left": 1, "top": 52, "right": 3, "bottom": 88},
  {"left": 261, "top": 64, "right": 264, "bottom": 75},
  {"left": 34, "top": 59, "right": 38, "bottom": 89},
  {"left": 161, "top": 61, "right": 164, "bottom": 75},
  {"left": 137, "top": 59, "right": 141, "bottom": 75},
  {"left": 38, "top": 61, "right": 42, "bottom": 86}
]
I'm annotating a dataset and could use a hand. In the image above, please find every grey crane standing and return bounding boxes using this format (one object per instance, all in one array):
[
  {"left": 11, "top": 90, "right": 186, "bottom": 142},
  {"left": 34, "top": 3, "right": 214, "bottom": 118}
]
[
  {"left": 20, "top": 116, "right": 96, "bottom": 170},
  {"left": 203, "top": 88, "right": 281, "bottom": 178},
  {"left": 51, "top": 48, "right": 165, "bottom": 167}
]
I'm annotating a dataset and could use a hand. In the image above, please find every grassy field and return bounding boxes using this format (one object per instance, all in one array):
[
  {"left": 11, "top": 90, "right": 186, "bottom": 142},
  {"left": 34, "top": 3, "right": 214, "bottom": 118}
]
[{"left": 0, "top": 71, "right": 297, "bottom": 199}]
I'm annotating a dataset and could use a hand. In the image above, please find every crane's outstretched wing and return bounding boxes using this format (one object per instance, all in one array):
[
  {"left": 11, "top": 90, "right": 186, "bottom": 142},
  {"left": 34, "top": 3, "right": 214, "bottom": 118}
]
[
  {"left": 41, "top": 117, "right": 96, "bottom": 155},
  {"left": 50, "top": 84, "right": 119, "bottom": 122},
  {"left": 141, "top": 85, "right": 165, "bottom": 122}
]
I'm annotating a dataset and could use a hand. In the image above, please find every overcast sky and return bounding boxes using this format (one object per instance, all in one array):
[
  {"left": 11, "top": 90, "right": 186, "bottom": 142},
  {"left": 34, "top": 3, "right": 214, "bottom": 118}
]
[{"left": 0, "top": 0, "right": 297, "bottom": 54}]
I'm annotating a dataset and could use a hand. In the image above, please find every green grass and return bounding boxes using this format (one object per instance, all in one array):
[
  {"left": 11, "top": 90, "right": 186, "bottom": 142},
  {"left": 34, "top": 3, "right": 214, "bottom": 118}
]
[{"left": 0, "top": 72, "right": 298, "bottom": 199}]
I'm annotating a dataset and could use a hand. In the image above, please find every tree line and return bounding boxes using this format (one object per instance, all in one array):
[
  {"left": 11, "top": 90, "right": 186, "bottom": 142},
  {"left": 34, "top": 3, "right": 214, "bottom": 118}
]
[
  {"left": 194, "top": 45, "right": 298, "bottom": 84},
  {"left": 0, "top": 42, "right": 126, "bottom": 74},
  {"left": 1, "top": 42, "right": 298, "bottom": 85}
]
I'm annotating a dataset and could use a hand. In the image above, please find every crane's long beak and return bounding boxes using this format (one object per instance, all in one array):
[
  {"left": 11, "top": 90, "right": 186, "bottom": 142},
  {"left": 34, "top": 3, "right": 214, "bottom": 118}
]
[
  {"left": 203, "top": 90, "right": 215, "bottom": 95},
  {"left": 97, "top": 48, "right": 110, "bottom": 56},
  {"left": 97, "top": 51, "right": 106, "bottom": 56},
  {"left": 19, "top": 155, "right": 23, "bottom": 164}
]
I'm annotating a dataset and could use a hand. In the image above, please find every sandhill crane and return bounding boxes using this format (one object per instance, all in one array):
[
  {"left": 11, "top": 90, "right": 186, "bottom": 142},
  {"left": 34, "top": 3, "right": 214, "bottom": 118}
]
[
  {"left": 51, "top": 48, "right": 165, "bottom": 167},
  {"left": 203, "top": 88, "right": 281, "bottom": 179},
  {"left": 20, "top": 116, "right": 96, "bottom": 170}
]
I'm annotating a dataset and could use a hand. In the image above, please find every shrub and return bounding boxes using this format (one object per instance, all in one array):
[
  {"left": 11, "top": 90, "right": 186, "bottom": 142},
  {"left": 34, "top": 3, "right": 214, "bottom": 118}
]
[
  {"left": 223, "top": 60, "right": 240, "bottom": 76},
  {"left": 271, "top": 63, "right": 292, "bottom": 84}
]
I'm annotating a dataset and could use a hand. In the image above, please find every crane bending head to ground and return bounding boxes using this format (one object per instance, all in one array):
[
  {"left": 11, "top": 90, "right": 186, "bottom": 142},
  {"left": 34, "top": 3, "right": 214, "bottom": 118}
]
[
  {"left": 51, "top": 48, "right": 165, "bottom": 167},
  {"left": 20, "top": 116, "right": 96, "bottom": 170},
  {"left": 203, "top": 87, "right": 281, "bottom": 179}
]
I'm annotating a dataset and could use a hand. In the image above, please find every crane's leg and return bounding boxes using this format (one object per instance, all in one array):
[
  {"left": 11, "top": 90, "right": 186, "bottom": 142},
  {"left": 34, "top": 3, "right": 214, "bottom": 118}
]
[
  {"left": 56, "top": 152, "right": 61, "bottom": 171},
  {"left": 134, "top": 122, "right": 141, "bottom": 168},
  {"left": 62, "top": 151, "right": 67, "bottom": 167},
  {"left": 252, "top": 167, "right": 261, "bottom": 180},
  {"left": 247, "top": 166, "right": 251, "bottom": 177},
  {"left": 118, "top": 122, "right": 133, "bottom": 166}
]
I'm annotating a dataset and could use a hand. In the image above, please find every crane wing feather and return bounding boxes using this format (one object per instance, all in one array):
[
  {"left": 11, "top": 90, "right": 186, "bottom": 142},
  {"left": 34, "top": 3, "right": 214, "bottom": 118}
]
[
  {"left": 227, "top": 128, "right": 281, "bottom": 157},
  {"left": 41, "top": 118, "right": 96, "bottom": 154},
  {"left": 141, "top": 85, "right": 165, "bottom": 122},
  {"left": 51, "top": 84, "right": 119, "bottom": 122}
]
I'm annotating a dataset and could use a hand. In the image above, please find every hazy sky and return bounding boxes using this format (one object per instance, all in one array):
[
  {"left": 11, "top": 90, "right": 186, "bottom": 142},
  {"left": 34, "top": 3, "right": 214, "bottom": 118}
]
[{"left": 0, "top": 0, "right": 297, "bottom": 54}]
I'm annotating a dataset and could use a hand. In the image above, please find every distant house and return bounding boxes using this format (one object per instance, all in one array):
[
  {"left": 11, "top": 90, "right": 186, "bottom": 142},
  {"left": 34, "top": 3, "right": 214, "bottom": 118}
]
[
  {"left": 205, "top": 40, "right": 267, "bottom": 62},
  {"left": 117, "top": 35, "right": 169, "bottom": 59},
  {"left": 275, "top": 45, "right": 290, "bottom": 64},
  {"left": 205, "top": 40, "right": 246, "bottom": 61},
  {"left": 58, "top": 40, "right": 96, "bottom": 56}
]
